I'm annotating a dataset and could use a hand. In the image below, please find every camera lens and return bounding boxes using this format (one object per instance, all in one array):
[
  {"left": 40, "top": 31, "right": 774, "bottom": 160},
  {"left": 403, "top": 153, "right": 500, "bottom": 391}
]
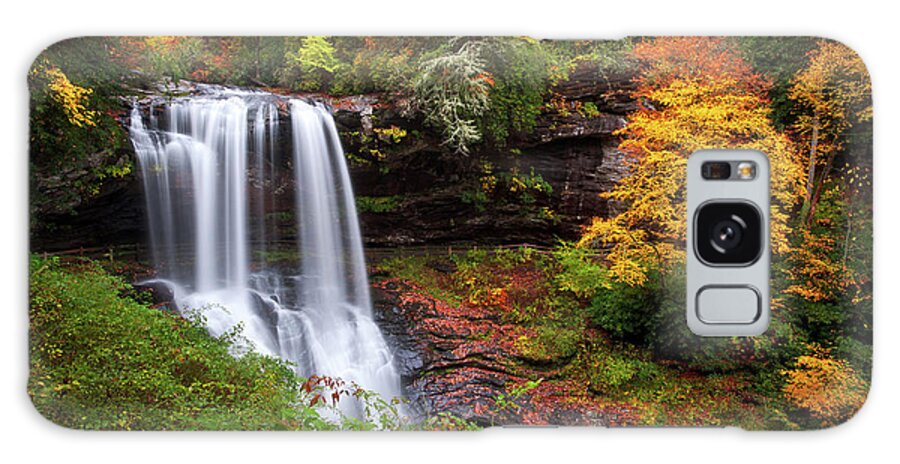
[
  {"left": 711, "top": 218, "right": 743, "bottom": 251},
  {"left": 695, "top": 202, "right": 762, "bottom": 265},
  {"left": 701, "top": 162, "right": 732, "bottom": 180}
]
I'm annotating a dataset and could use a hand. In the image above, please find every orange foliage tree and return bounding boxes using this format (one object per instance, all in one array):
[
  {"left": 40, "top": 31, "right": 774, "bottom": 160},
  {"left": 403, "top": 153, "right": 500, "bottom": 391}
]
[
  {"left": 109, "top": 37, "right": 239, "bottom": 83},
  {"left": 579, "top": 37, "right": 804, "bottom": 286},
  {"left": 781, "top": 344, "right": 868, "bottom": 427}
]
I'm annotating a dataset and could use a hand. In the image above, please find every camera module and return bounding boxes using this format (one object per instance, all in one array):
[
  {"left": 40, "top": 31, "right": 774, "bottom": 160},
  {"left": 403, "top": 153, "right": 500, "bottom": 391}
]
[{"left": 695, "top": 202, "right": 762, "bottom": 265}]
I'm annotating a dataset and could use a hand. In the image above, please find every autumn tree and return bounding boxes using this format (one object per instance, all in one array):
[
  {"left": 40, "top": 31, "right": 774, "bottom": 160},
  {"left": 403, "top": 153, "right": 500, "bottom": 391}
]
[
  {"left": 579, "top": 37, "right": 804, "bottom": 286},
  {"left": 28, "top": 51, "right": 131, "bottom": 222},
  {"left": 38, "top": 65, "right": 97, "bottom": 128},
  {"left": 782, "top": 41, "right": 872, "bottom": 360},
  {"left": 134, "top": 36, "right": 206, "bottom": 81},
  {"left": 781, "top": 344, "right": 868, "bottom": 427},
  {"left": 229, "top": 37, "right": 288, "bottom": 86},
  {"left": 789, "top": 40, "right": 871, "bottom": 225}
]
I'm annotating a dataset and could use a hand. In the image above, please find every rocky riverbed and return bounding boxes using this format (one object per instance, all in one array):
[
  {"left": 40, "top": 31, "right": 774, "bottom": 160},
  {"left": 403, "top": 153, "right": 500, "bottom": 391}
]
[{"left": 371, "top": 277, "right": 638, "bottom": 426}]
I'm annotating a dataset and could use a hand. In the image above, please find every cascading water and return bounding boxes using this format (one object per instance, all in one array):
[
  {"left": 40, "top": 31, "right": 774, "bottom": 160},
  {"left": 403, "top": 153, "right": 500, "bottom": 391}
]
[{"left": 129, "top": 88, "right": 402, "bottom": 416}]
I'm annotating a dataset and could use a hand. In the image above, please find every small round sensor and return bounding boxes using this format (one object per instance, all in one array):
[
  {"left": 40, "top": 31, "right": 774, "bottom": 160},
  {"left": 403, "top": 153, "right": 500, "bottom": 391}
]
[{"left": 737, "top": 162, "right": 757, "bottom": 180}]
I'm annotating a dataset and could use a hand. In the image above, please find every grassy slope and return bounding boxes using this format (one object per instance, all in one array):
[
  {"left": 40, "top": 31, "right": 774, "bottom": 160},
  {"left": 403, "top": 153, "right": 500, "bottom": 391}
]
[
  {"left": 29, "top": 255, "right": 346, "bottom": 430},
  {"left": 25, "top": 250, "right": 807, "bottom": 430}
]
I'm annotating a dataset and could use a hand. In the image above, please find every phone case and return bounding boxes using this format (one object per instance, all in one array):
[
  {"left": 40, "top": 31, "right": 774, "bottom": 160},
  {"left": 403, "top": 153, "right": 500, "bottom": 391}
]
[{"left": 28, "top": 36, "right": 872, "bottom": 430}]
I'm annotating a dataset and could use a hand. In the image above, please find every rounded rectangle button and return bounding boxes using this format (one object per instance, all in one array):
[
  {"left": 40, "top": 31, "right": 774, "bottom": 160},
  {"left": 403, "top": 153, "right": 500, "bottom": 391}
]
[{"left": 696, "top": 285, "right": 761, "bottom": 324}]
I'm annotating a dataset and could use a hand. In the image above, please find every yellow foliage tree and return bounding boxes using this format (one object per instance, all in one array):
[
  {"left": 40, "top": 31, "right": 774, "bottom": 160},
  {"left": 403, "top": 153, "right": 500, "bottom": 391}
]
[
  {"left": 43, "top": 67, "right": 97, "bottom": 128},
  {"left": 579, "top": 37, "right": 804, "bottom": 286},
  {"left": 781, "top": 344, "right": 868, "bottom": 427},
  {"left": 784, "top": 41, "right": 872, "bottom": 311},
  {"left": 783, "top": 226, "right": 846, "bottom": 302},
  {"left": 789, "top": 40, "right": 871, "bottom": 225}
]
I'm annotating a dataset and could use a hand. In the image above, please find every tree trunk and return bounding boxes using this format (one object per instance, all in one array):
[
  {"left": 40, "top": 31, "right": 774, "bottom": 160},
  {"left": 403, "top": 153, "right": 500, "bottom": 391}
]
[
  {"left": 805, "top": 149, "right": 837, "bottom": 226},
  {"left": 255, "top": 36, "right": 261, "bottom": 81},
  {"left": 804, "top": 114, "right": 826, "bottom": 226},
  {"left": 807, "top": 115, "right": 819, "bottom": 203}
]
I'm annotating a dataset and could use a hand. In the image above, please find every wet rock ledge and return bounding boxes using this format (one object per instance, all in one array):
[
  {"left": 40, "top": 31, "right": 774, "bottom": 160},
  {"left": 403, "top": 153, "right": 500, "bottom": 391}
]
[{"left": 371, "top": 278, "right": 636, "bottom": 426}]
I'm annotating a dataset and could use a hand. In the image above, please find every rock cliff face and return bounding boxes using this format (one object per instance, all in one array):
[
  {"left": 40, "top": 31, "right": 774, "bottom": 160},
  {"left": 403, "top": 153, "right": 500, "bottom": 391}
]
[
  {"left": 30, "top": 64, "right": 635, "bottom": 252},
  {"left": 346, "top": 68, "right": 634, "bottom": 246},
  {"left": 30, "top": 154, "right": 146, "bottom": 252}
]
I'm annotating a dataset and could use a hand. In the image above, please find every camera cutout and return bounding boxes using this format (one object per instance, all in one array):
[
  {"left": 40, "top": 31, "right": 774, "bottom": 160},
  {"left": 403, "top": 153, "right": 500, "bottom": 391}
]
[
  {"left": 687, "top": 150, "right": 770, "bottom": 337},
  {"left": 694, "top": 201, "right": 762, "bottom": 265}
]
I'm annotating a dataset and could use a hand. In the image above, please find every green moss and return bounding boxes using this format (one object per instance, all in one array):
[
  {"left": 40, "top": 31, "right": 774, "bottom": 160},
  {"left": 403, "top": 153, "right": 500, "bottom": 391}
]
[
  {"left": 516, "top": 324, "right": 580, "bottom": 363},
  {"left": 376, "top": 255, "right": 464, "bottom": 305},
  {"left": 578, "top": 101, "right": 601, "bottom": 118},
  {"left": 355, "top": 195, "right": 402, "bottom": 214},
  {"left": 461, "top": 190, "right": 489, "bottom": 212},
  {"left": 253, "top": 248, "right": 300, "bottom": 265}
]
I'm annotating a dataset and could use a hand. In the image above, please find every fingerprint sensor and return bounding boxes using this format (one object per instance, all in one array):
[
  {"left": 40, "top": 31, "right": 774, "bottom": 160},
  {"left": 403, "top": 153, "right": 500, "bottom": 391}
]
[{"left": 696, "top": 286, "right": 761, "bottom": 324}]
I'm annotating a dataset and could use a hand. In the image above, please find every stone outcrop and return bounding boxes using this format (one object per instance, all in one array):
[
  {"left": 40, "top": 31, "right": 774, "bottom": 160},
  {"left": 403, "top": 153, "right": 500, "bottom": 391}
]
[
  {"left": 30, "top": 63, "right": 635, "bottom": 252},
  {"left": 343, "top": 64, "right": 634, "bottom": 246},
  {"left": 30, "top": 154, "right": 146, "bottom": 252}
]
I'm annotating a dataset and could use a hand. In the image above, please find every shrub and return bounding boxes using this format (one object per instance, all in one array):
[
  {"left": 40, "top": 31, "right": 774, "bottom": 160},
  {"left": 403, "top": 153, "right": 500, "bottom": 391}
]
[
  {"left": 543, "top": 39, "right": 634, "bottom": 85},
  {"left": 461, "top": 190, "right": 489, "bottom": 212},
  {"left": 497, "top": 167, "right": 553, "bottom": 205},
  {"left": 515, "top": 324, "right": 580, "bottom": 363},
  {"left": 781, "top": 345, "right": 868, "bottom": 428},
  {"left": 329, "top": 37, "right": 419, "bottom": 95},
  {"left": 479, "top": 38, "right": 551, "bottom": 146},
  {"left": 833, "top": 336, "right": 873, "bottom": 379},
  {"left": 578, "top": 101, "right": 601, "bottom": 118},
  {"left": 355, "top": 195, "right": 402, "bottom": 213},
  {"left": 587, "top": 273, "right": 662, "bottom": 341},
  {"left": 29, "top": 58, "right": 131, "bottom": 217},
  {"left": 129, "top": 36, "right": 207, "bottom": 82},
  {"left": 552, "top": 245, "right": 608, "bottom": 299},
  {"left": 29, "top": 256, "right": 310, "bottom": 429},
  {"left": 588, "top": 350, "right": 661, "bottom": 396},
  {"left": 552, "top": 244, "right": 661, "bottom": 341},
  {"left": 460, "top": 161, "right": 554, "bottom": 217},
  {"left": 650, "top": 266, "right": 807, "bottom": 372}
]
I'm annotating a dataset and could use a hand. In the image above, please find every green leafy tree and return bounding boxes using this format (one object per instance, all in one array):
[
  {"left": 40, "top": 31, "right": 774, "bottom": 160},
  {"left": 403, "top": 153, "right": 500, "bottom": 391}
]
[
  {"left": 479, "top": 37, "right": 551, "bottom": 145},
  {"left": 279, "top": 36, "right": 341, "bottom": 92}
]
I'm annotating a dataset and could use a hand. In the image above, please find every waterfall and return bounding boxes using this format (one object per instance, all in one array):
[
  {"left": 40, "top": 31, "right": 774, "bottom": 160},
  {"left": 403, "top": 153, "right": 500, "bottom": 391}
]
[{"left": 129, "top": 90, "right": 402, "bottom": 416}]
